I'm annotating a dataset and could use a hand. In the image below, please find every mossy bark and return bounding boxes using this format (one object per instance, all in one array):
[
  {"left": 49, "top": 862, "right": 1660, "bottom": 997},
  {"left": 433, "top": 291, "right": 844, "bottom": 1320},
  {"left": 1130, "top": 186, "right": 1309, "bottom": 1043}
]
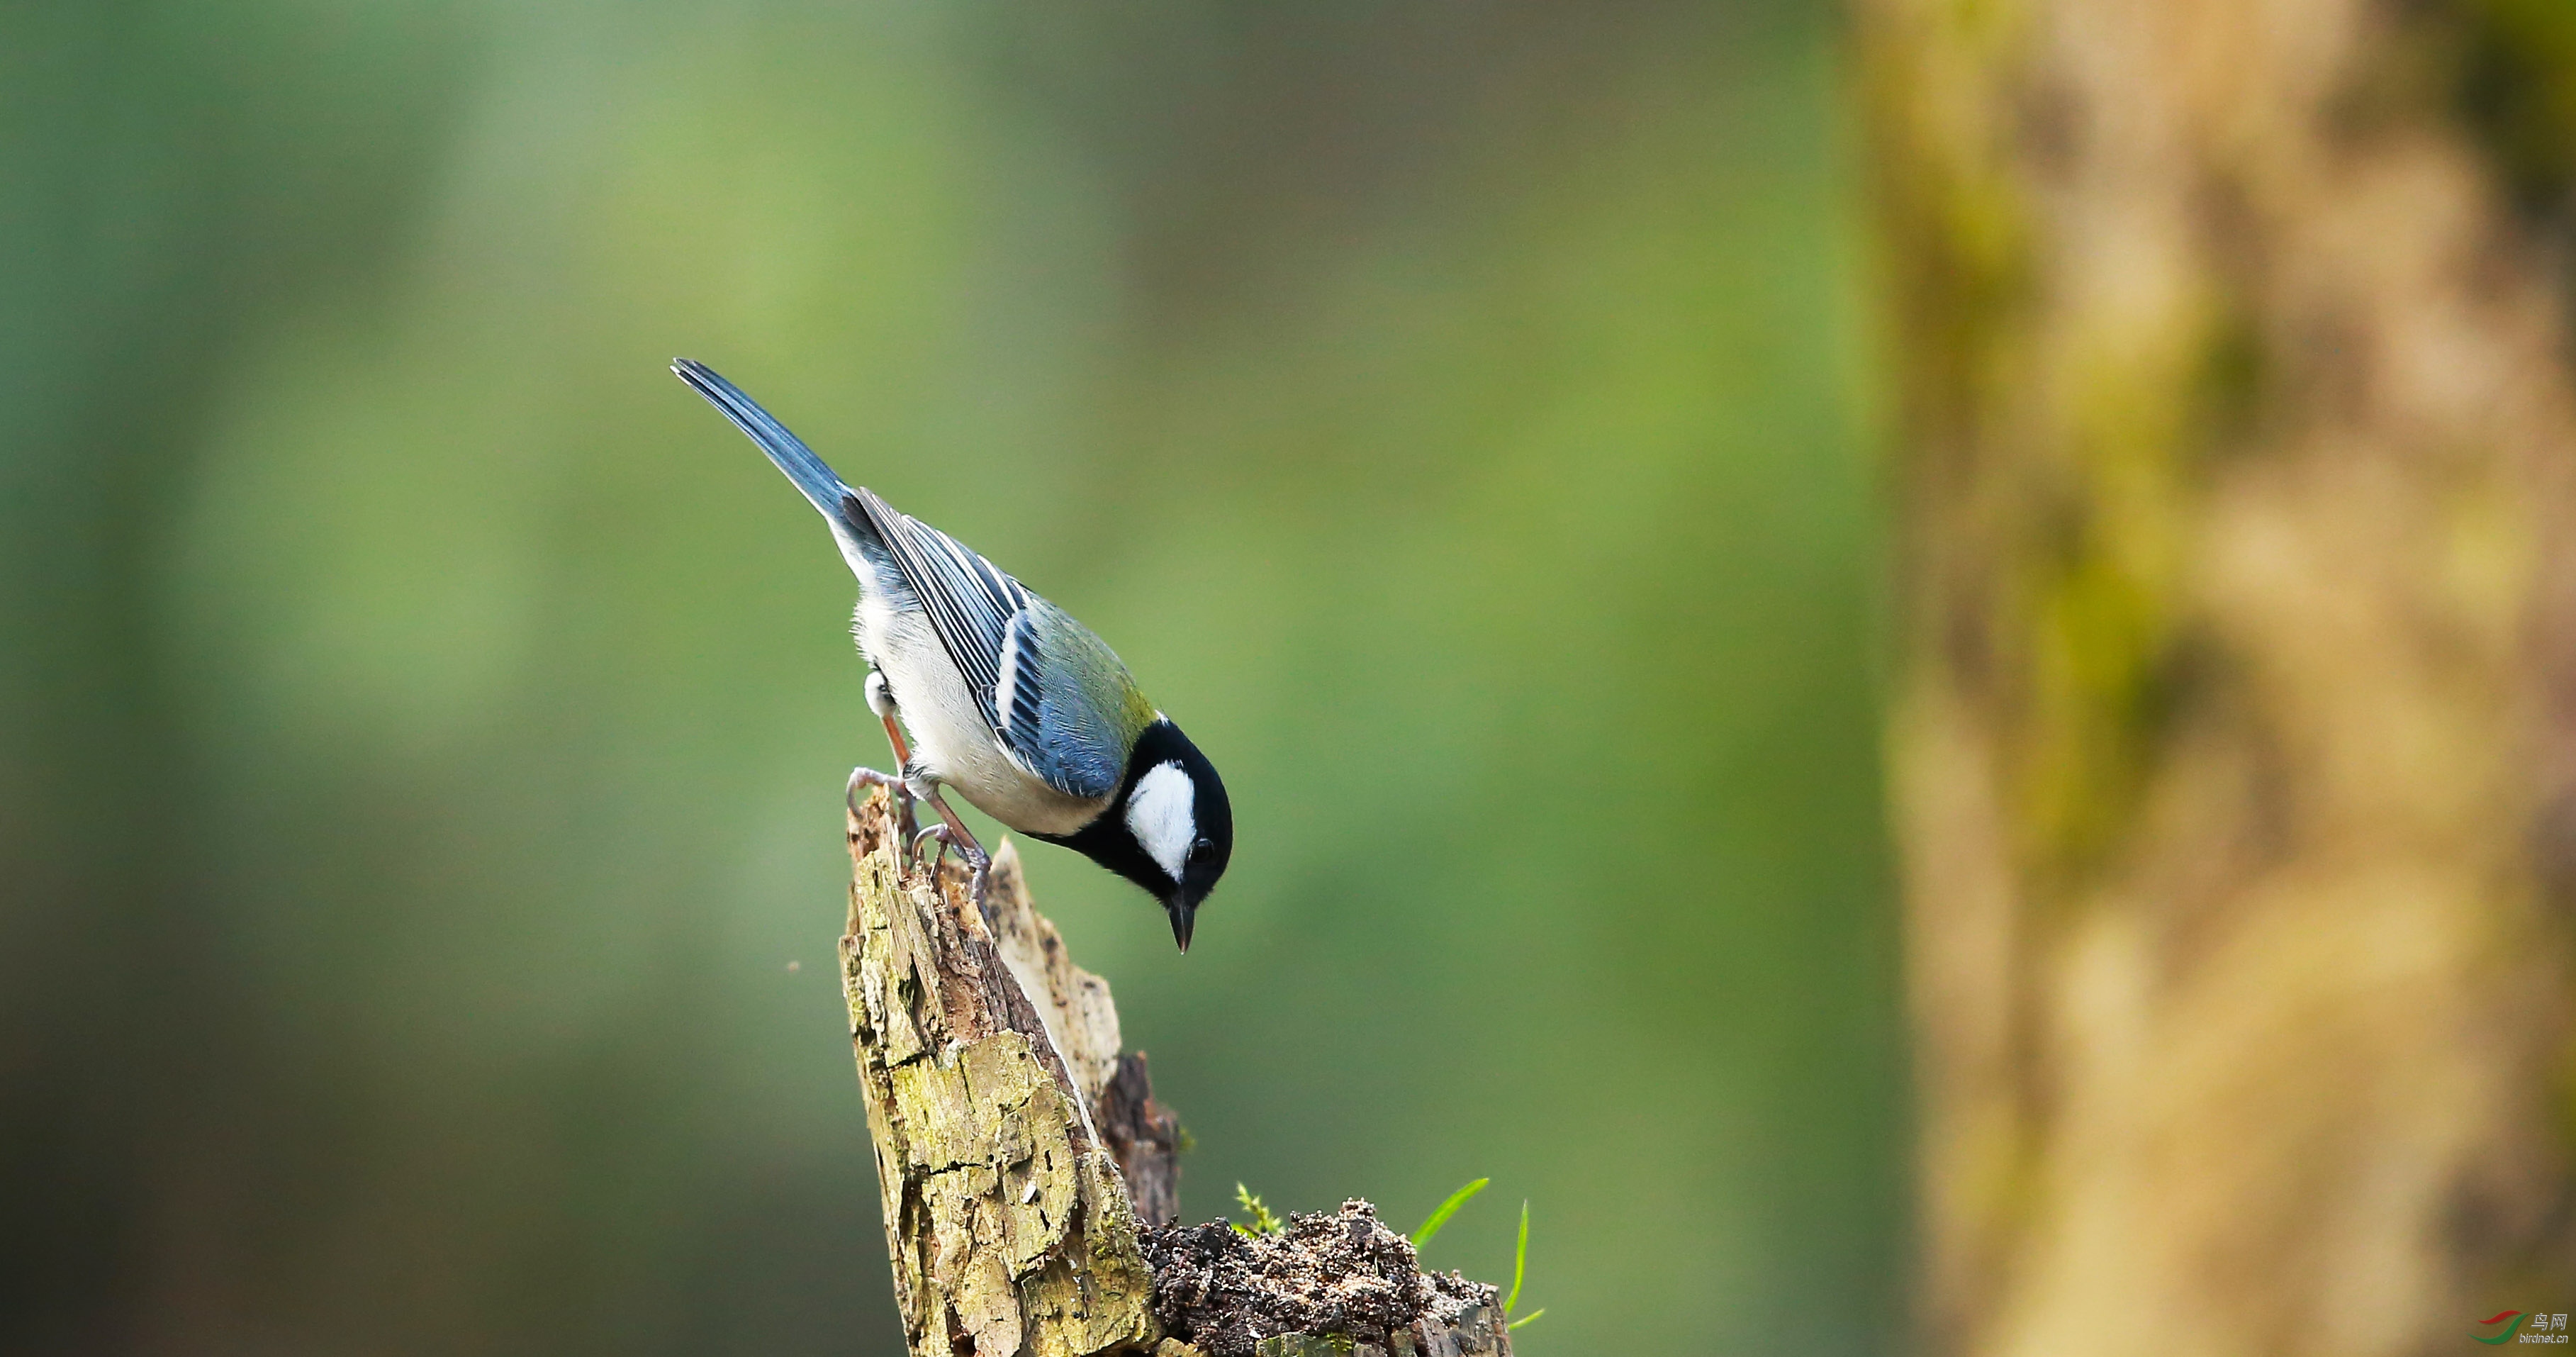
[
  {"left": 841, "top": 793, "right": 1160, "bottom": 1357},
  {"left": 1861, "top": 1, "right": 2576, "bottom": 1353}
]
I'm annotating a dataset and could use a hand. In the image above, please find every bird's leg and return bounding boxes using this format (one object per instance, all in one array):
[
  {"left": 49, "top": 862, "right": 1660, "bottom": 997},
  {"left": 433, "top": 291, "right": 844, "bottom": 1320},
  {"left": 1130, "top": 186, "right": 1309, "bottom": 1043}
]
[
  {"left": 866, "top": 671, "right": 922, "bottom": 848},
  {"left": 884, "top": 727, "right": 922, "bottom": 849},
  {"left": 914, "top": 784, "right": 992, "bottom": 918}
]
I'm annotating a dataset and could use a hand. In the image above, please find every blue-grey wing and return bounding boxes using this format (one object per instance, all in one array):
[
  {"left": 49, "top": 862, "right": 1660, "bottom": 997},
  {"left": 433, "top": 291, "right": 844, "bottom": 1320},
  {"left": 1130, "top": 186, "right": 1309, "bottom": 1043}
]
[
  {"left": 849, "top": 487, "right": 1026, "bottom": 725},
  {"left": 850, "top": 491, "right": 1127, "bottom": 801},
  {"left": 995, "top": 602, "right": 1135, "bottom": 802}
]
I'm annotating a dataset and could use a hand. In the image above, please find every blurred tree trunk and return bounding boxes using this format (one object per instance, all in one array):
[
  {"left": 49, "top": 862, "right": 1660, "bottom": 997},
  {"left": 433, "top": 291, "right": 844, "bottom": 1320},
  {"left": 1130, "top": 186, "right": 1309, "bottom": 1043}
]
[{"left": 1861, "top": 1, "right": 2576, "bottom": 1353}]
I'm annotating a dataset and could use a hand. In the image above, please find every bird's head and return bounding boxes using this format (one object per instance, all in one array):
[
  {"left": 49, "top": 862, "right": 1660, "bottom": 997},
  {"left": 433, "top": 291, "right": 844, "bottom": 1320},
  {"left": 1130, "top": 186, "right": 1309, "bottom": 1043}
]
[{"left": 1046, "top": 718, "right": 1231, "bottom": 951}]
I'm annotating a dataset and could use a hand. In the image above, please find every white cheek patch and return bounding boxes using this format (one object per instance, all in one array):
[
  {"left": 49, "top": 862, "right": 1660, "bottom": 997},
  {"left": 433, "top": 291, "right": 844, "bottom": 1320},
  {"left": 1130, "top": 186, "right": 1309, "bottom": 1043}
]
[{"left": 1125, "top": 761, "right": 1196, "bottom": 883}]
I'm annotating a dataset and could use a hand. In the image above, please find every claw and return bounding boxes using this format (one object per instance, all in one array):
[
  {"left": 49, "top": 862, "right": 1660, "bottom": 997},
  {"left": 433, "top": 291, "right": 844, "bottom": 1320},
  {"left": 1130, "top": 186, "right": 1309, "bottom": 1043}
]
[
  {"left": 849, "top": 766, "right": 908, "bottom": 817},
  {"left": 910, "top": 783, "right": 994, "bottom": 927},
  {"left": 912, "top": 823, "right": 953, "bottom": 875},
  {"left": 849, "top": 766, "right": 926, "bottom": 856},
  {"left": 847, "top": 767, "right": 878, "bottom": 818}
]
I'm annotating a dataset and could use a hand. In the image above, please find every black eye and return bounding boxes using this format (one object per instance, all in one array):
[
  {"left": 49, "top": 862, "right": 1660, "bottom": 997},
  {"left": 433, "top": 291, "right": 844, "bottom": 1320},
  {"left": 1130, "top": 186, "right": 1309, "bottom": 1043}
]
[{"left": 1188, "top": 837, "right": 1213, "bottom": 861}]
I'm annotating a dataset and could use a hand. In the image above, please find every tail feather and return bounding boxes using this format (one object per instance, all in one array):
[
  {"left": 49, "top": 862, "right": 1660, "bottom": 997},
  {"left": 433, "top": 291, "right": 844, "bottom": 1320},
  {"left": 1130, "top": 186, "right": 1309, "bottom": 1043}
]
[
  {"left": 672, "top": 359, "right": 849, "bottom": 513},
  {"left": 673, "top": 358, "right": 884, "bottom": 576}
]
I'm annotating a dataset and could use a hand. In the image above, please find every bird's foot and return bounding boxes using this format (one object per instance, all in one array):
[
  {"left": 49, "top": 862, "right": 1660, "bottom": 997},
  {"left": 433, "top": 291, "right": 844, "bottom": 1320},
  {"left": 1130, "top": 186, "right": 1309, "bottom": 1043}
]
[
  {"left": 849, "top": 766, "right": 920, "bottom": 844},
  {"left": 912, "top": 822, "right": 954, "bottom": 876},
  {"left": 847, "top": 765, "right": 900, "bottom": 811},
  {"left": 907, "top": 818, "right": 984, "bottom": 901},
  {"left": 911, "top": 787, "right": 994, "bottom": 929}
]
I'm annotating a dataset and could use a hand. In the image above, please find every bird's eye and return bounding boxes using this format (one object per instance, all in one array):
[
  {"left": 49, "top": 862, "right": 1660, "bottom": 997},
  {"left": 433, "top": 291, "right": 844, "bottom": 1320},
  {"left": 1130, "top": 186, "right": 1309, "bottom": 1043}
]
[{"left": 1189, "top": 837, "right": 1213, "bottom": 861}]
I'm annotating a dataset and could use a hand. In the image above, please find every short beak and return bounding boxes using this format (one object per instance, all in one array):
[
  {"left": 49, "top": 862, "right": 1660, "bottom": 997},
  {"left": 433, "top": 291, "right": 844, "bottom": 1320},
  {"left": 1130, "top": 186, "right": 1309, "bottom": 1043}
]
[{"left": 1168, "top": 902, "right": 1197, "bottom": 954}]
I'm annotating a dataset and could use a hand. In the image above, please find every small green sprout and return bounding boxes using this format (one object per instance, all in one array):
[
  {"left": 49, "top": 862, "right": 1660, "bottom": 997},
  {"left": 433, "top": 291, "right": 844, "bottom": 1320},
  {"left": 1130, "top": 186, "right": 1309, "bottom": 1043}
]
[
  {"left": 1231, "top": 1182, "right": 1284, "bottom": 1237},
  {"left": 1410, "top": 1177, "right": 1489, "bottom": 1246},
  {"left": 1503, "top": 1199, "right": 1542, "bottom": 1330}
]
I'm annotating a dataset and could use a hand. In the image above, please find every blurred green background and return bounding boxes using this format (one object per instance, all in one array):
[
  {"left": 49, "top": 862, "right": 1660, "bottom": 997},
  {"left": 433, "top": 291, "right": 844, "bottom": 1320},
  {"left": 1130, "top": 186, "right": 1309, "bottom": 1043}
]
[{"left": 0, "top": 2, "right": 1896, "bottom": 1353}]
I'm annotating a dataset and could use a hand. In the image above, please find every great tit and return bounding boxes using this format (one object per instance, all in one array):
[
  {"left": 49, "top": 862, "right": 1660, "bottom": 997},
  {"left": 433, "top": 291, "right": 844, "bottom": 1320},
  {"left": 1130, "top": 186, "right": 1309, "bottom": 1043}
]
[{"left": 674, "top": 359, "right": 1231, "bottom": 951}]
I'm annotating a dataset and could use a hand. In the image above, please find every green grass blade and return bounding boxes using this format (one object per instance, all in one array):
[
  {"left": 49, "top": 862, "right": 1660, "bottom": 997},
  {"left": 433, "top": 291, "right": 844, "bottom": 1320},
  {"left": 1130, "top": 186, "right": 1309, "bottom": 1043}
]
[
  {"left": 1411, "top": 1177, "right": 1489, "bottom": 1246},
  {"left": 1504, "top": 1199, "right": 1528, "bottom": 1313},
  {"left": 1508, "top": 1309, "right": 1546, "bottom": 1331}
]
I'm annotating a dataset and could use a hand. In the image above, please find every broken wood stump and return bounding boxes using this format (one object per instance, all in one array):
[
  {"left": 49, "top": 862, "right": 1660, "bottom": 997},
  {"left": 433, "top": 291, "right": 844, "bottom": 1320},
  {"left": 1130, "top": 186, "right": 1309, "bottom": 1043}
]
[{"left": 836, "top": 788, "right": 1511, "bottom": 1357}]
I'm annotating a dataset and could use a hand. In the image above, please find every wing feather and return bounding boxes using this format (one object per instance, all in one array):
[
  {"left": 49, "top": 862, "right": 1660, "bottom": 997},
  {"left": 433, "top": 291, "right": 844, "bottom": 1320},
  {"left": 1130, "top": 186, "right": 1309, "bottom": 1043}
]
[
  {"left": 847, "top": 489, "right": 1134, "bottom": 800},
  {"left": 1019, "top": 603, "right": 1138, "bottom": 801},
  {"left": 846, "top": 487, "right": 1028, "bottom": 732},
  {"left": 998, "top": 610, "right": 1044, "bottom": 752}
]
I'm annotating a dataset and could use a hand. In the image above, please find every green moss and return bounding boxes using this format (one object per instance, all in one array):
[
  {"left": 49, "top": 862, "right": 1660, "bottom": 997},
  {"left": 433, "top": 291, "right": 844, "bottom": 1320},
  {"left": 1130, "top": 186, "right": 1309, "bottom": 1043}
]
[
  {"left": 2014, "top": 538, "right": 2166, "bottom": 888},
  {"left": 1863, "top": 0, "right": 2041, "bottom": 464},
  {"left": 2003, "top": 283, "right": 2269, "bottom": 893},
  {"left": 1231, "top": 1183, "right": 1285, "bottom": 1238},
  {"left": 2195, "top": 305, "right": 2267, "bottom": 452}
]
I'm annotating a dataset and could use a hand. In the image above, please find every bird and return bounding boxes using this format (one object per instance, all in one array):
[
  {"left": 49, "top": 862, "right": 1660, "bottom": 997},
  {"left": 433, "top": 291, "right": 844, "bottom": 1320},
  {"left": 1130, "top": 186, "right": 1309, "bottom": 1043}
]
[{"left": 673, "top": 359, "right": 1232, "bottom": 951}]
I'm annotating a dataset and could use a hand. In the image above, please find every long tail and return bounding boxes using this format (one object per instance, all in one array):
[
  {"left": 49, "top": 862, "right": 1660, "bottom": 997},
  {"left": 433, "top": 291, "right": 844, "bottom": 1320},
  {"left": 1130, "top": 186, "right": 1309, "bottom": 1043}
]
[{"left": 673, "top": 359, "right": 879, "bottom": 575}]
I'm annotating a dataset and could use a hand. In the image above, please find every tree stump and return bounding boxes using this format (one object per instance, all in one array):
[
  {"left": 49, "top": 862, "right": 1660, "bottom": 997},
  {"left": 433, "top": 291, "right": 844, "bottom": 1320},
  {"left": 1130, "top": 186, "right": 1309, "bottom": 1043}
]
[{"left": 838, "top": 789, "right": 1513, "bottom": 1357}]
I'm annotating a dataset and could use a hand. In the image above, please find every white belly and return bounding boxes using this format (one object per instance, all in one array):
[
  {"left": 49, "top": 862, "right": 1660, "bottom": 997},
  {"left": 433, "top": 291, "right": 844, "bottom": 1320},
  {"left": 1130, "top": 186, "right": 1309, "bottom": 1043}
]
[{"left": 856, "top": 593, "right": 1109, "bottom": 837}]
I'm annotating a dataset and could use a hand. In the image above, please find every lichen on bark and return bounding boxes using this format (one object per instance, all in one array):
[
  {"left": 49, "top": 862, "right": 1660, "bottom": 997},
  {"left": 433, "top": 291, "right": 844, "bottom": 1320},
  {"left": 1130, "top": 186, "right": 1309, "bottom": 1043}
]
[{"left": 841, "top": 791, "right": 1158, "bottom": 1357}]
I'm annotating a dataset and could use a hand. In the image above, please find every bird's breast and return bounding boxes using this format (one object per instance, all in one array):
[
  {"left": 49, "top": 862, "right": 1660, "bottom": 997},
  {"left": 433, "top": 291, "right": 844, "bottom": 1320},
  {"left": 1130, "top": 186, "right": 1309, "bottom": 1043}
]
[{"left": 854, "top": 594, "right": 1109, "bottom": 837}]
